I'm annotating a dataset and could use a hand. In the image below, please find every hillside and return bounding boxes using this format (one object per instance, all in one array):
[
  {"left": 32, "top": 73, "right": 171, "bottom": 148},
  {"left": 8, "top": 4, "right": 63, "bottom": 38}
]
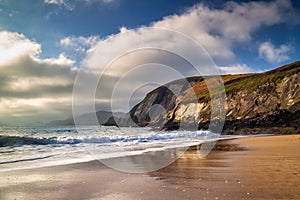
[
  {"left": 47, "top": 111, "right": 125, "bottom": 126},
  {"left": 118, "top": 61, "right": 300, "bottom": 134}
]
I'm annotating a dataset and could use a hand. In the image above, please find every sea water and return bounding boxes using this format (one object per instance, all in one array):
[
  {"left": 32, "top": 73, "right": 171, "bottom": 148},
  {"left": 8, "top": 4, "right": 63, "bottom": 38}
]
[{"left": 0, "top": 126, "right": 238, "bottom": 172}]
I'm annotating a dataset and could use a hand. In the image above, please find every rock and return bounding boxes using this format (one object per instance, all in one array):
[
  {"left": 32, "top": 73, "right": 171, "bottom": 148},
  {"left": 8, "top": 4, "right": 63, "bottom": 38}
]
[{"left": 122, "top": 61, "right": 300, "bottom": 134}]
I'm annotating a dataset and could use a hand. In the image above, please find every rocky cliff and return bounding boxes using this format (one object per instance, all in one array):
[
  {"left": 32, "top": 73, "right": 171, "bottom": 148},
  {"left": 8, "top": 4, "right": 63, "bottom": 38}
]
[{"left": 119, "top": 61, "right": 300, "bottom": 134}]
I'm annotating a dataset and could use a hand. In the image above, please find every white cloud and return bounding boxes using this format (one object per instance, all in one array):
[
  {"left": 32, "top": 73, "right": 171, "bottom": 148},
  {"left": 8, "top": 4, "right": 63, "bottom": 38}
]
[
  {"left": 44, "top": 0, "right": 64, "bottom": 4},
  {"left": 8, "top": 76, "right": 73, "bottom": 91},
  {"left": 41, "top": 53, "right": 75, "bottom": 66},
  {"left": 198, "top": 0, "right": 293, "bottom": 42},
  {"left": 44, "top": 0, "right": 73, "bottom": 10},
  {"left": 0, "top": 30, "right": 76, "bottom": 67},
  {"left": 60, "top": 35, "right": 99, "bottom": 50},
  {"left": 59, "top": 35, "right": 100, "bottom": 64},
  {"left": 0, "top": 31, "right": 40, "bottom": 66},
  {"left": 258, "top": 41, "right": 292, "bottom": 63},
  {"left": 83, "top": 0, "right": 116, "bottom": 4},
  {"left": 119, "top": 26, "right": 128, "bottom": 34},
  {"left": 154, "top": 0, "right": 293, "bottom": 46},
  {"left": 0, "top": 98, "right": 71, "bottom": 110},
  {"left": 0, "top": 30, "right": 77, "bottom": 125},
  {"left": 218, "top": 64, "right": 254, "bottom": 75}
]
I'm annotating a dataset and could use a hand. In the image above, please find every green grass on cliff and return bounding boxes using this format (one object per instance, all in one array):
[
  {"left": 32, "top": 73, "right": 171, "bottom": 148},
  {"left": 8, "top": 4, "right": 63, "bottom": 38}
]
[{"left": 180, "top": 61, "right": 300, "bottom": 103}]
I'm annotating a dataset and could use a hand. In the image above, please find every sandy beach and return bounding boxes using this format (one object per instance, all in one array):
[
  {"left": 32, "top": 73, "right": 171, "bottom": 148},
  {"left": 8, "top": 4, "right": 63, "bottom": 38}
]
[{"left": 0, "top": 135, "right": 300, "bottom": 200}]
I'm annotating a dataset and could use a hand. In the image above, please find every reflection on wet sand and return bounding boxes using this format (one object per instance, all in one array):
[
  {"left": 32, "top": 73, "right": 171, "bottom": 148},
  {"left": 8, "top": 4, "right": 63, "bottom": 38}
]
[
  {"left": 98, "top": 140, "right": 246, "bottom": 173},
  {"left": 149, "top": 141, "right": 246, "bottom": 183},
  {"left": 99, "top": 147, "right": 188, "bottom": 173}
]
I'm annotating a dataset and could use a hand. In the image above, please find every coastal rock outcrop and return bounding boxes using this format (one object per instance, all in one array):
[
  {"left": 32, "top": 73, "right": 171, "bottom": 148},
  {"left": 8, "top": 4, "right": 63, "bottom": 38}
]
[{"left": 120, "top": 61, "right": 300, "bottom": 134}]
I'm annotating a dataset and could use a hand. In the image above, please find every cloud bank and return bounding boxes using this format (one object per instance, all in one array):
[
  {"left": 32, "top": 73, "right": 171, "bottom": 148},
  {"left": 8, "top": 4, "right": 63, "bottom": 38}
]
[{"left": 0, "top": 31, "right": 76, "bottom": 125}]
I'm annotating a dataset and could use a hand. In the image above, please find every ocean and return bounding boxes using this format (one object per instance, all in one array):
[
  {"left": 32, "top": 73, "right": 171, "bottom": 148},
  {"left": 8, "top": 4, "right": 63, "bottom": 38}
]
[{"left": 0, "top": 126, "right": 239, "bottom": 173}]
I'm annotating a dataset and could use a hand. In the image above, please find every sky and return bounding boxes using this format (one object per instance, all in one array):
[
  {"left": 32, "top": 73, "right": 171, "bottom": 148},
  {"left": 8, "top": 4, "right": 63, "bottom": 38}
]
[{"left": 0, "top": 0, "right": 299, "bottom": 125}]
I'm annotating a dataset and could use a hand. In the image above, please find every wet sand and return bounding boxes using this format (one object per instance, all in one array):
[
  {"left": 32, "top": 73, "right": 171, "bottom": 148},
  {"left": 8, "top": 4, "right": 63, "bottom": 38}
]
[{"left": 0, "top": 135, "right": 300, "bottom": 199}]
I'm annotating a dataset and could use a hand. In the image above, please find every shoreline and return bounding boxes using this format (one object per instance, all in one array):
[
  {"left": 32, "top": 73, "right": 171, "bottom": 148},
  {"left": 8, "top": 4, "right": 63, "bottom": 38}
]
[
  {"left": 0, "top": 134, "right": 253, "bottom": 173},
  {"left": 1, "top": 134, "right": 300, "bottom": 199}
]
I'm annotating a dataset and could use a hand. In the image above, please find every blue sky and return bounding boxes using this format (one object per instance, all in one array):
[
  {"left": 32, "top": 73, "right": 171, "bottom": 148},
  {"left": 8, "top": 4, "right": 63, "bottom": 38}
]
[
  {"left": 1, "top": 0, "right": 202, "bottom": 61},
  {"left": 0, "top": 0, "right": 299, "bottom": 125},
  {"left": 1, "top": 0, "right": 299, "bottom": 68}
]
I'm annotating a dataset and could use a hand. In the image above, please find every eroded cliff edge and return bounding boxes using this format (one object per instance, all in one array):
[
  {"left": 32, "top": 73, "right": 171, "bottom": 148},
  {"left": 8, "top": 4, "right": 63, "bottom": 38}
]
[{"left": 118, "top": 61, "right": 300, "bottom": 134}]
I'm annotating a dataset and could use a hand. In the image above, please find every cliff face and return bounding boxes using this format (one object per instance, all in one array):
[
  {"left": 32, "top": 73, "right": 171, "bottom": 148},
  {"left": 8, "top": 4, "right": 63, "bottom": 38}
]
[
  {"left": 121, "top": 61, "right": 300, "bottom": 134},
  {"left": 117, "top": 77, "right": 203, "bottom": 127}
]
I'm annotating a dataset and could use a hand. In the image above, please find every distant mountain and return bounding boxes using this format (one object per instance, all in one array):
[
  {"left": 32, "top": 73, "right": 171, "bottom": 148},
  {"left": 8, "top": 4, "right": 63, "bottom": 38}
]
[
  {"left": 47, "top": 111, "right": 125, "bottom": 126},
  {"left": 117, "top": 61, "right": 300, "bottom": 135},
  {"left": 47, "top": 116, "right": 74, "bottom": 126}
]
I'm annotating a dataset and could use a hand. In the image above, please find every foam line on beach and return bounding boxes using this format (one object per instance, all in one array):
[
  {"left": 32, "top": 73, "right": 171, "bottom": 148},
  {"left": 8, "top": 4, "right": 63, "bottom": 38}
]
[{"left": 0, "top": 134, "right": 256, "bottom": 173}]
